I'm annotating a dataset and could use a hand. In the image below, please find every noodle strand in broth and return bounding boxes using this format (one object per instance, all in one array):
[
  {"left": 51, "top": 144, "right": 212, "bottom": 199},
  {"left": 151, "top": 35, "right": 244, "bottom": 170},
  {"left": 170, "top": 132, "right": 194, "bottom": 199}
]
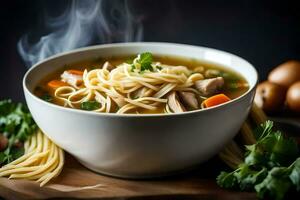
[{"left": 35, "top": 52, "right": 249, "bottom": 114}]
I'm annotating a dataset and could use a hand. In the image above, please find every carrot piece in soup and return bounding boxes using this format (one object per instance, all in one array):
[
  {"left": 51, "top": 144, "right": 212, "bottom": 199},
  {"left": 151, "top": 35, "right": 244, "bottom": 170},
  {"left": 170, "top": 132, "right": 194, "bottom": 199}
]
[
  {"left": 203, "top": 94, "right": 231, "bottom": 108},
  {"left": 66, "top": 69, "right": 84, "bottom": 76},
  {"left": 47, "top": 80, "right": 69, "bottom": 89}
]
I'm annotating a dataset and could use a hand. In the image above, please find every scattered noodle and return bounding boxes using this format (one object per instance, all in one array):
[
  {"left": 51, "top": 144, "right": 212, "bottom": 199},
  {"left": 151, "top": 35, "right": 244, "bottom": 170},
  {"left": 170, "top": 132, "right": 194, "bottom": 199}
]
[{"left": 0, "top": 130, "right": 64, "bottom": 187}]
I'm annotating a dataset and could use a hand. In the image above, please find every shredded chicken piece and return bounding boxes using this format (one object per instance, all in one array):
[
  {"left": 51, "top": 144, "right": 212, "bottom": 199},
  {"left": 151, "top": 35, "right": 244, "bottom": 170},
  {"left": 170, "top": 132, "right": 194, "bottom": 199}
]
[
  {"left": 167, "top": 91, "right": 186, "bottom": 113},
  {"left": 195, "top": 77, "right": 224, "bottom": 97},
  {"left": 61, "top": 70, "right": 83, "bottom": 88},
  {"left": 178, "top": 91, "right": 199, "bottom": 110}
]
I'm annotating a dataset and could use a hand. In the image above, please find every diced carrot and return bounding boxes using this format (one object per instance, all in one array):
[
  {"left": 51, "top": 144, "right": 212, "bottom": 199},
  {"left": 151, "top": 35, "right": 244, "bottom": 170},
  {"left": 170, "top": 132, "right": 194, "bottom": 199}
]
[
  {"left": 47, "top": 80, "right": 69, "bottom": 89},
  {"left": 66, "top": 69, "right": 84, "bottom": 76},
  {"left": 203, "top": 94, "right": 231, "bottom": 108}
]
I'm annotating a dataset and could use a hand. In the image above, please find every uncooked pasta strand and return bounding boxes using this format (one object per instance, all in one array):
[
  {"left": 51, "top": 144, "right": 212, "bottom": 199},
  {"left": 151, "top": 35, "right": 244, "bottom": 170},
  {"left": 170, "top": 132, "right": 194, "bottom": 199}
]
[{"left": 0, "top": 130, "right": 65, "bottom": 187}]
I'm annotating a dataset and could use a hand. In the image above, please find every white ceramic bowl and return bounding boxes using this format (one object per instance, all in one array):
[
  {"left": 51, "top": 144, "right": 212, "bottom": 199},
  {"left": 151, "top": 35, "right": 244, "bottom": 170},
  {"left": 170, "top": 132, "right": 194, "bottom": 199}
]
[{"left": 23, "top": 42, "right": 257, "bottom": 178}]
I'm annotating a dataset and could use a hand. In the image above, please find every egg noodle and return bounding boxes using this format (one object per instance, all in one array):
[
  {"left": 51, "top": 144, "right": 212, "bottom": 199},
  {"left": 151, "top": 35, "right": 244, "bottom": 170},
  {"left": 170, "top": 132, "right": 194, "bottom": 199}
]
[
  {"left": 0, "top": 130, "right": 64, "bottom": 186},
  {"left": 54, "top": 60, "right": 205, "bottom": 114}
]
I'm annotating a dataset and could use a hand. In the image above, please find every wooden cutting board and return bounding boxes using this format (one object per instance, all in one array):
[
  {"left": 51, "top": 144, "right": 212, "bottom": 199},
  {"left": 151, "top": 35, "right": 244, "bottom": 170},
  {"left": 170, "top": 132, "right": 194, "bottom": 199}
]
[{"left": 0, "top": 154, "right": 256, "bottom": 200}]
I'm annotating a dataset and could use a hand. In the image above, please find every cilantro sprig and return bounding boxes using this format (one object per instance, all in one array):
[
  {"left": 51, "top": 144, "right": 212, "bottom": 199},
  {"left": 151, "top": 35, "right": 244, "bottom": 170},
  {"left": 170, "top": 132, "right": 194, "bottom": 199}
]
[
  {"left": 130, "top": 52, "right": 154, "bottom": 72},
  {"left": 217, "top": 121, "right": 300, "bottom": 200},
  {"left": 0, "top": 99, "right": 37, "bottom": 165}
]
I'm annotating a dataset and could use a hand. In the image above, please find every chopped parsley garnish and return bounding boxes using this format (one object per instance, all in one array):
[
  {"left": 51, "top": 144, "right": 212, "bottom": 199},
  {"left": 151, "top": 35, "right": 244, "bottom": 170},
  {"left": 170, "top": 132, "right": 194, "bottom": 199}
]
[
  {"left": 156, "top": 66, "right": 163, "bottom": 70},
  {"left": 41, "top": 94, "right": 53, "bottom": 102},
  {"left": 131, "top": 64, "right": 136, "bottom": 72},
  {"left": 139, "top": 52, "right": 153, "bottom": 72},
  {"left": 131, "top": 52, "right": 154, "bottom": 72},
  {"left": 80, "top": 101, "right": 100, "bottom": 111},
  {"left": 125, "top": 56, "right": 135, "bottom": 64}
]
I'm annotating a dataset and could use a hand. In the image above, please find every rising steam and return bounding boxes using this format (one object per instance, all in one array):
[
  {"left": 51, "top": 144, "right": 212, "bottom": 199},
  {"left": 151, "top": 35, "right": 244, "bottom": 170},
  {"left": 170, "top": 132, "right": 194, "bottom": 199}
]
[{"left": 18, "top": 0, "right": 143, "bottom": 67}]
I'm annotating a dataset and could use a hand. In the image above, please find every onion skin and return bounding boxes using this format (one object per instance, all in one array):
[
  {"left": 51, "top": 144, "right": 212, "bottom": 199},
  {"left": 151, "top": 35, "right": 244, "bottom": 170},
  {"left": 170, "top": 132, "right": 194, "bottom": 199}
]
[
  {"left": 254, "top": 81, "right": 286, "bottom": 113},
  {"left": 286, "top": 81, "right": 300, "bottom": 112},
  {"left": 268, "top": 60, "right": 300, "bottom": 88}
]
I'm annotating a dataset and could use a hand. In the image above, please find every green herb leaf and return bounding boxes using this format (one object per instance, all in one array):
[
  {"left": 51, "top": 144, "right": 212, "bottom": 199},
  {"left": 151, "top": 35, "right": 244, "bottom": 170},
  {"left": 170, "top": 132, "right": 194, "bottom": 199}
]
[
  {"left": 220, "top": 72, "right": 239, "bottom": 81},
  {"left": 0, "top": 99, "right": 15, "bottom": 116},
  {"left": 130, "top": 52, "right": 154, "bottom": 72},
  {"left": 238, "top": 166, "right": 268, "bottom": 191},
  {"left": 131, "top": 64, "right": 136, "bottom": 72},
  {"left": 0, "top": 100, "right": 36, "bottom": 166},
  {"left": 139, "top": 52, "right": 153, "bottom": 66},
  {"left": 41, "top": 94, "right": 53, "bottom": 102},
  {"left": 217, "top": 120, "right": 300, "bottom": 200},
  {"left": 125, "top": 56, "right": 135, "bottom": 64},
  {"left": 289, "top": 158, "right": 300, "bottom": 191},
  {"left": 81, "top": 101, "right": 100, "bottom": 111},
  {"left": 156, "top": 66, "right": 162, "bottom": 70},
  {"left": 255, "top": 167, "right": 292, "bottom": 200},
  {"left": 266, "top": 133, "right": 298, "bottom": 166},
  {"left": 217, "top": 171, "right": 238, "bottom": 189}
]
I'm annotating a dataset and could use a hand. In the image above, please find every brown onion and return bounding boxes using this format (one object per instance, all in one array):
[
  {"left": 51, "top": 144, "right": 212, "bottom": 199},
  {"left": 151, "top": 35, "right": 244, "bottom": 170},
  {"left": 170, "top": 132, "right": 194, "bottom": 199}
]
[
  {"left": 286, "top": 81, "right": 300, "bottom": 112},
  {"left": 254, "top": 81, "right": 286, "bottom": 112},
  {"left": 268, "top": 60, "right": 300, "bottom": 88}
]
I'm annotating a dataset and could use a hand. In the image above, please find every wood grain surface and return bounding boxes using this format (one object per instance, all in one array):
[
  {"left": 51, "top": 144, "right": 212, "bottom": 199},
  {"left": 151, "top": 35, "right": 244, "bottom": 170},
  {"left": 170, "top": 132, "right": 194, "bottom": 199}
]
[{"left": 0, "top": 154, "right": 257, "bottom": 200}]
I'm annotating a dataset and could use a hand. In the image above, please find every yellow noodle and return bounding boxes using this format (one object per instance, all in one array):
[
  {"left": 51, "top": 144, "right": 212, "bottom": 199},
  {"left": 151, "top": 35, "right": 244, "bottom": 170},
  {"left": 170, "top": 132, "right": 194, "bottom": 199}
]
[
  {"left": 52, "top": 61, "right": 204, "bottom": 114},
  {"left": 0, "top": 130, "right": 64, "bottom": 187},
  {"left": 117, "top": 104, "right": 136, "bottom": 114},
  {"left": 39, "top": 148, "right": 64, "bottom": 186},
  {"left": 10, "top": 145, "right": 57, "bottom": 178}
]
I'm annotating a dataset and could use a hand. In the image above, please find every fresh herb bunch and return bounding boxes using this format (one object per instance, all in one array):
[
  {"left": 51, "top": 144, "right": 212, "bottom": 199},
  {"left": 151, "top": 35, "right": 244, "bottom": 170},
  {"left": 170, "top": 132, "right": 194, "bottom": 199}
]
[
  {"left": 0, "top": 99, "right": 37, "bottom": 165},
  {"left": 217, "top": 121, "right": 300, "bottom": 200}
]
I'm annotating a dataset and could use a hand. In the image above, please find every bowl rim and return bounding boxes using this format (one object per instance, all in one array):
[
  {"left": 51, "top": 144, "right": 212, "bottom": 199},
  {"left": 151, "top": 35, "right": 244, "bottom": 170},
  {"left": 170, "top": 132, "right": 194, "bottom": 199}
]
[{"left": 23, "top": 42, "right": 258, "bottom": 118}]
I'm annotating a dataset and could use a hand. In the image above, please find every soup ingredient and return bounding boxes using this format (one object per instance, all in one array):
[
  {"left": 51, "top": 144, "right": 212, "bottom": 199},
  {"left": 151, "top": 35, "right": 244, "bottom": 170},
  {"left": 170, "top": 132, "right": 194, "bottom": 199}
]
[
  {"left": 286, "top": 81, "right": 300, "bottom": 112},
  {"left": 47, "top": 80, "right": 69, "bottom": 89},
  {"left": 0, "top": 99, "right": 37, "bottom": 166},
  {"left": 167, "top": 92, "right": 186, "bottom": 113},
  {"left": 268, "top": 60, "right": 300, "bottom": 88},
  {"left": 254, "top": 81, "right": 286, "bottom": 112},
  {"left": 195, "top": 77, "right": 224, "bottom": 96},
  {"left": 61, "top": 69, "right": 83, "bottom": 88},
  {"left": 204, "top": 69, "right": 221, "bottom": 78},
  {"left": 0, "top": 130, "right": 65, "bottom": 187},
  {"left": 217, "top": 121, "right": 300, "bottom": 200},
  {"left": 178, "top": 91, "right": 199, "bottom": 109},
  {"left": 81, "top": 101, "right": 101, "bottom": 111},
  {"left": 103, "top": 61, "right": 115, "bottom": 71},
  {"left": 203, "top": 94, "right": 230, "bottom": 108},
  {"left": 41, "top": 94, "right": 53, "bottom": 102},
  {"left": 35, "top": 52, "right": 248, "bottom": 114},
  {"left": 131, "top": 52, "right": 154, "bottom": 72}
]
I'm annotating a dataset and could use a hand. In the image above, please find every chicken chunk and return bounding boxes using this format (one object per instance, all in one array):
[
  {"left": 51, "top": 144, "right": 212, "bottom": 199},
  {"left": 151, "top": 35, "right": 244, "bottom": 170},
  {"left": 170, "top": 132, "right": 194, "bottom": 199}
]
[
  {"left": 195, "top": 77, "right": 224, "bottom": 97},
  {"left": 61, "top": 70, "right": 83, "bottom": 88},
  {"left": 178, "top": 91, "right": 199, "bottom": 110},
  {"left": 167, "top": 91, "right": 186, "bottom": 113}
]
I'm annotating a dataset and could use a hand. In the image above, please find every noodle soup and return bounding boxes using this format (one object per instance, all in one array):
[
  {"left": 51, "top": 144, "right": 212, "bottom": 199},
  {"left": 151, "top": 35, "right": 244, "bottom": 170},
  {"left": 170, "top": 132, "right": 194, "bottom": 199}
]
[{"left": 34, "top": 53, "right": 249, "bottom": 114}]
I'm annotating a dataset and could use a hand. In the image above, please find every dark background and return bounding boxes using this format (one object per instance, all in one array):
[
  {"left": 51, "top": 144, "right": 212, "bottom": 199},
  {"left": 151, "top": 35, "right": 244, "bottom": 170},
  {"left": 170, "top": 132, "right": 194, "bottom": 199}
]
[{"left": 1, "top": 0, "right": 300, "bottom": 102}]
